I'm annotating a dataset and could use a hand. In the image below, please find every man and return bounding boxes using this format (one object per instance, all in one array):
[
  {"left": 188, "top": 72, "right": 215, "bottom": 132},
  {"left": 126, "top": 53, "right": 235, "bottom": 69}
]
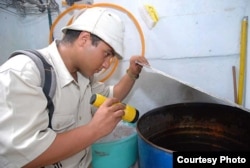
[{"left": 0, "top": 7, "right": 148, "bottom": 168}]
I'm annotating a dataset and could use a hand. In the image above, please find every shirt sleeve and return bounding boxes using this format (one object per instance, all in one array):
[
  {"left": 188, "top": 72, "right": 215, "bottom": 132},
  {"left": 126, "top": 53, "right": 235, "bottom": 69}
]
[
  {"left": 91, "top": 82, "right": 114, "bottom": 97},
  {"left": 0, "top": 56, "right": 56, "bottom": 167}
]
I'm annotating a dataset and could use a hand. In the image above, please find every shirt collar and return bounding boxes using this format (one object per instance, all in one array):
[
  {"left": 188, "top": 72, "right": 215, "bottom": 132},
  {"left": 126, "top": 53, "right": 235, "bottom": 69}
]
[{"left": 40, "top": 40, "right": 90, "bottom": 88}]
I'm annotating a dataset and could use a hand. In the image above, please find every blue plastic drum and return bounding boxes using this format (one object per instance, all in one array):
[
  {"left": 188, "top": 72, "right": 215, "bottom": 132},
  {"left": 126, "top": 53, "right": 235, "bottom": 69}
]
[{"left": 137, "top": 103, "right": 250, "bottom": 168}]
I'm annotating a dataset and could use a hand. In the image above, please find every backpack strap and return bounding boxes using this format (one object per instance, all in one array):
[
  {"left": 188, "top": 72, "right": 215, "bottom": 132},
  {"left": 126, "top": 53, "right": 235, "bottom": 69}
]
[{"left": 9, "top": 50, "right": 56, "bottom": 129}]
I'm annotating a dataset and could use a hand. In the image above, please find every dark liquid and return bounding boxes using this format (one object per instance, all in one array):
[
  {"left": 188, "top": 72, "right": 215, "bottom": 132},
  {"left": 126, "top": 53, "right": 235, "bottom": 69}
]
[
  {"left": 148, "top": 129, "right": 247, "bottom": 151},
  {"left": 138, "top": 103, "right": 250, "bottom": 152}
]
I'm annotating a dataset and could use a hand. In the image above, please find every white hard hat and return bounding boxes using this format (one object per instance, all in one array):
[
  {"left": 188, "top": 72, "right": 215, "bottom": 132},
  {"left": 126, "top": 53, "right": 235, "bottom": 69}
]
[{"left": 61, "top": 7, "right": 124, "bottom": 59}]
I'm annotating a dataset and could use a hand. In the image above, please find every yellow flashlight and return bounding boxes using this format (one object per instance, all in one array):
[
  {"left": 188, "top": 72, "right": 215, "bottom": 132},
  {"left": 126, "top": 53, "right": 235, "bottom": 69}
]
[{"left": 90, "top": 94, "right": 139, "bottom": 123}]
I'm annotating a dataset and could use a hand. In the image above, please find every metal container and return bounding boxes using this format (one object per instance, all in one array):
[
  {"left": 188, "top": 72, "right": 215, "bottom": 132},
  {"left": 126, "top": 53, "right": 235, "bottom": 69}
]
[{"left": 136, "top": 103, "right": 250, "bottom": 168}]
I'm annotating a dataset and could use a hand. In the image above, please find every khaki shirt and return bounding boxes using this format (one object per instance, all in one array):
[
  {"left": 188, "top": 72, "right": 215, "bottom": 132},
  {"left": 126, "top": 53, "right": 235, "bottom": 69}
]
[{"left": 0, "top": 41, "right": 113, "bottom": 168}]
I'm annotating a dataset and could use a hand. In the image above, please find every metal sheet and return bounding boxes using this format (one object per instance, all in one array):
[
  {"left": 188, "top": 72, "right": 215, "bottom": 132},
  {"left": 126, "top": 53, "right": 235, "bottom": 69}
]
[{"left": 127, "top": 63, "right": 250, "bottom": 115}]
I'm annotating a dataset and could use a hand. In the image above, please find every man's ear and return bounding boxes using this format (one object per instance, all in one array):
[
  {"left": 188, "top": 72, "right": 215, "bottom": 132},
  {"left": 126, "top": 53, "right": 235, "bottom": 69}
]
[{"left": 79, "top": 31, "right": 90, "bottom": 45}]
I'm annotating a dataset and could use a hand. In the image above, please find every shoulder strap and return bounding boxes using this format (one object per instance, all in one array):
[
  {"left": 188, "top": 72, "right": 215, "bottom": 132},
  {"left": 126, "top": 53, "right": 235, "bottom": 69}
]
[{"left": 9, "top": 50, "right": 56, "bottom": 129}]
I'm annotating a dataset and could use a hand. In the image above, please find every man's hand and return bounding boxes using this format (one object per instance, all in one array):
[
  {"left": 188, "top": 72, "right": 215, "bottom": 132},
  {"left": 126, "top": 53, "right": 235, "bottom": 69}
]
[
  {"left": 128, "top": 56, "right": 149, "bottom": 78},
  {"left": 89, "top": 97, "right": 125, "bottom": 139}
]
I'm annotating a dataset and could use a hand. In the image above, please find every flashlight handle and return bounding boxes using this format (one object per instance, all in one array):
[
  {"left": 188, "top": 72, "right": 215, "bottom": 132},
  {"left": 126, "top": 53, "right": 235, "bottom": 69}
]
[{"left": 90, "top": 94, "right": 139, "bottom": 123}]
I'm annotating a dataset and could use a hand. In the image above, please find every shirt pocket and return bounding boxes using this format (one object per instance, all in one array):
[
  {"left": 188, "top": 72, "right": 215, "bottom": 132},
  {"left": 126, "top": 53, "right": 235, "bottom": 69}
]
[{"left": 52, "top": 114, "right": 75, "bottom": 133}]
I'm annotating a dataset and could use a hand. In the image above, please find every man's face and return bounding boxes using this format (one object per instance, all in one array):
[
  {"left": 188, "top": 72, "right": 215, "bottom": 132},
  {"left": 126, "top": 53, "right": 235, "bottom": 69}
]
[{"left": 76, "top": 32, "right": 116, "bottom": 78}]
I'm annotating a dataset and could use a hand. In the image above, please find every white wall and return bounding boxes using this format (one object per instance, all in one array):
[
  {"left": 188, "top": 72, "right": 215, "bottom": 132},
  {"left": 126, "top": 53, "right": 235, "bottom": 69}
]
[{"left": 0, "top": 0, "right": 249, "bottom": 114}]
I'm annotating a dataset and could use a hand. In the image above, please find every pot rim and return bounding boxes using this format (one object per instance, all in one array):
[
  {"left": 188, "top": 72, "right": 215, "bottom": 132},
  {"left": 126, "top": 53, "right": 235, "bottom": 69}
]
[
  {"left": 93, "top": 121, "right": 137, "bottom": 145},
  {"left": 136, "top": 102, "right": 250, "bottom": 152},
  {"left": 136, "top": 125, "right": 175, "bottom": 153}
]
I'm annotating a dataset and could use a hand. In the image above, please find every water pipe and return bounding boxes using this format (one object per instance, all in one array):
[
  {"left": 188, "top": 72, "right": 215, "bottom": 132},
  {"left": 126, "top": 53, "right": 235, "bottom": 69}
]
[
  {"left": 237, "top": 16, "right": 248, "bottom": 105},
  {"left": 47, "top": 0, "right": 53, "bottom": 29}
]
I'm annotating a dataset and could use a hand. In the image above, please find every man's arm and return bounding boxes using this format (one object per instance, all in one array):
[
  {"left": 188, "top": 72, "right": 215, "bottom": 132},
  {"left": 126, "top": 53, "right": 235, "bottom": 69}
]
[
  {"left": 113, "top": 55, "right": 149, "bottom": 100},
  {"left": 23, "top": 97, "right": 125, "bottom": 168}
]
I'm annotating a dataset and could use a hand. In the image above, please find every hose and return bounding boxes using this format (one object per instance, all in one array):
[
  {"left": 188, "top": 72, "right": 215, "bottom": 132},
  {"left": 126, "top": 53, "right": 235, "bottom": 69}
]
[{"left": 49, "top": 3, "right": 145, "bottom": 82}]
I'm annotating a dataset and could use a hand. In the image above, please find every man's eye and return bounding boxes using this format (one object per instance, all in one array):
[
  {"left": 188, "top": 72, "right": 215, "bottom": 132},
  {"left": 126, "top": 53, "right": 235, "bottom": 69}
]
[
  {"left": 107, "top": 52, "right": 111, "bottom": 57},
  {"left": 104, "top": 51, "right": 111, "bottom": 57}
]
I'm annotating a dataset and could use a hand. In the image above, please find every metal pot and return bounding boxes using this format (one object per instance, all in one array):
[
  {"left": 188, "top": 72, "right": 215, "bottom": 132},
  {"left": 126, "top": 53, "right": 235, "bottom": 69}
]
[{"left": 136, "top": 103, "right": 250, "bottom": 168}]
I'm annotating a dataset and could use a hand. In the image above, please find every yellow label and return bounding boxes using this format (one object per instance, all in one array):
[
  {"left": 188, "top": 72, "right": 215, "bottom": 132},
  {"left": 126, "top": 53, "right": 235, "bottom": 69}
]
[{"left": 145, "top": 4, "right": 159, "bottom": 22}]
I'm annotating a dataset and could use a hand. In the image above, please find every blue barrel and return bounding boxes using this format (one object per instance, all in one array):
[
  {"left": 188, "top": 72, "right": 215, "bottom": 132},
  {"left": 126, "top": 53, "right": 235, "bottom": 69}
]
[
  {"left": 136, "top": 103, "right": 250, "bottom": 168},
  {"left": 137, "top": 135, "right": 173, "bottom": 168}
]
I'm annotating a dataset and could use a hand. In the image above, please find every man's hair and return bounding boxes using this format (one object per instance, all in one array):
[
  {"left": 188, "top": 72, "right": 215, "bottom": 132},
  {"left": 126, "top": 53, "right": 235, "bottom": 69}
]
[{"left": 62, "top": 30, "right": 102, "bottom": 47}]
